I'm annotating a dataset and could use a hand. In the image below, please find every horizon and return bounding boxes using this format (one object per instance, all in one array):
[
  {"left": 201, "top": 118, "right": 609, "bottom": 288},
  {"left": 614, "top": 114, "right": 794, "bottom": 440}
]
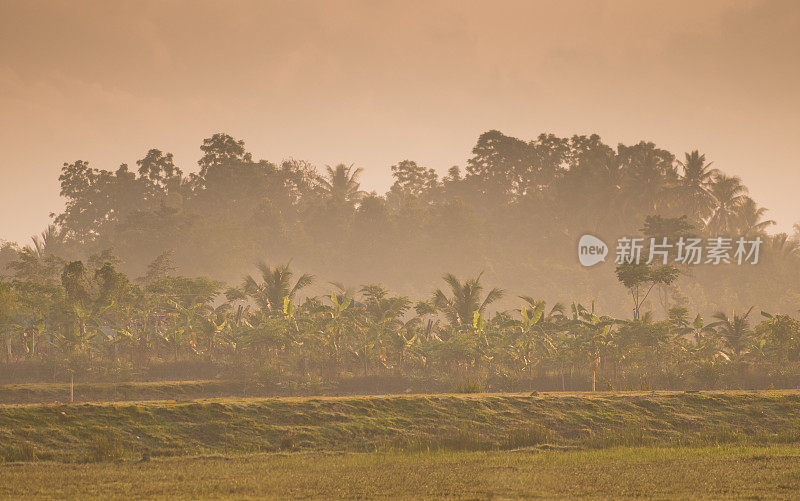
[{"left": 2, "top": 0, "right": 798, "bottom": 243}]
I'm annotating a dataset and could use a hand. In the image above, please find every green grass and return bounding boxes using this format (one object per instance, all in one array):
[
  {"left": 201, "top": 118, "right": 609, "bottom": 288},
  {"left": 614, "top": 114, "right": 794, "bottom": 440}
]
[
  {"left": 2, "top": 445, "right": 800, "bottom": 499},
  {"left": 4, "top": 390, "right": 800, "bottom": 462},
  {"left": 0, "top": 380, "right": 258, "bottom": 405}
]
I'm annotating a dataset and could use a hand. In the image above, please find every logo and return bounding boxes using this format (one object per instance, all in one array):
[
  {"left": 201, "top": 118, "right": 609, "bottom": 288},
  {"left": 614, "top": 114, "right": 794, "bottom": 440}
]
[{"left": 578, "top": 234, "right": 608, "bottom": 267}]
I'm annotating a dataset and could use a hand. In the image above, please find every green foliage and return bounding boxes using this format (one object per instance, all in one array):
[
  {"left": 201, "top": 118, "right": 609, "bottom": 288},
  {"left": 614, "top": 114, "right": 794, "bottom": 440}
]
[
  {"left": 0, "top": 257, "right": 798, "bottom": 390},
  {"left": 1, "top": 129, "right": 799, "bottom": 387}
]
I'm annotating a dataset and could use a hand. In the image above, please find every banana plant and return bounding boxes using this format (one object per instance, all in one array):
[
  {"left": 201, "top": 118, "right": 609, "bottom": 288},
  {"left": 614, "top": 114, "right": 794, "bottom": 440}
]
[
  {"left": 318, "top": 292, "right": 353, "bottom": 372},
  {"left": 569, "top": 301, "right": 616, "bottom": 390}
]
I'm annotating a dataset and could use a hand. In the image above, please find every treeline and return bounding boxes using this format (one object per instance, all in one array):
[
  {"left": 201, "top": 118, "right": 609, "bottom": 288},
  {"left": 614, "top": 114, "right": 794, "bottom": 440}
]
[
  {"left": 1, "top": 130, "right": 798, "bottom": 316},
  {"left": 1, "top": 255, "right": 800, "bottom": 390}
]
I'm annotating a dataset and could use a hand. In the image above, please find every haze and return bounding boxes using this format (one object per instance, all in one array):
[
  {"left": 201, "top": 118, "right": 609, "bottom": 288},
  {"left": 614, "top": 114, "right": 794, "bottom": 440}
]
[{"left": 1, "top": 0, "right": 798, "bottom": 244}]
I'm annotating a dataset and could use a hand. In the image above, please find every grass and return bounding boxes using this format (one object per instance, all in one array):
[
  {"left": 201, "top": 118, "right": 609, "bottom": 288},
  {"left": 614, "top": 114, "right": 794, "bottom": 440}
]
[
  {"left": 5, "top": 390, "right": 800, "bottom": 497},
  {"left": 454, "top": 379, "right": 483, "bottom": 393},
  {"left": 0, "top": 380, "right": 258, "bottom": 405},
  {"left": 4, "top": 390, "right": 800, "bottom": 462},
  {"left": 3, "top": 445, "right": 800, "bottom": 498}
]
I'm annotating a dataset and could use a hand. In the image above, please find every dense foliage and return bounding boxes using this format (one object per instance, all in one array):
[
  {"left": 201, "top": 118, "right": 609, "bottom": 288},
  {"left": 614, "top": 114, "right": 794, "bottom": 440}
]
[
  {"left": 1, "top": 130, "right": 798, "bottom": 388},
  {"left": 1, "top": 253, "right": 799, "bottom": 390},
  {"left": 1, "top": 130, "right": 797, "bottom": 316}
]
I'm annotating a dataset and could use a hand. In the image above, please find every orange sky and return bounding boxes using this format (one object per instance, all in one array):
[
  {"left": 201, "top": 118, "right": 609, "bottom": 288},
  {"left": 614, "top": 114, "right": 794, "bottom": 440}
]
[{"left": 1, "top": 0, "right": 798, "bottom": 244}]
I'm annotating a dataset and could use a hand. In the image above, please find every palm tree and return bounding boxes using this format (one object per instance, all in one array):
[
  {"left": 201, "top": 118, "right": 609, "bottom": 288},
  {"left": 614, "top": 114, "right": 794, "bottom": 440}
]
[
  {"left": 762, "top": 233, "right": 800, "bottom": 263},
  {"left": 30, "top": 224, "right": 66, "bottom": 257},
  {"left": 708, "top": 307, "right": 754, "bottom": 357},
  {"left": 242, "top": 262, "right": 314, "bottom": 315},
  {"left": 431, "top": 272, "right": 504, "bottom": 330},
  {"left": 677, "top": 151, "right": 719, "bottom": 222},
  {"left": 707, "top": 174, "right": 748, "bottom": 235},
  {"left": 320, "top": 164, "right": 365, "bottom": 207},
  {"left": 6, "top": 225, "right": 66, "bottom": 285},
  {"left": 734, "top": 197, "right": 775, "bottom": 237}
]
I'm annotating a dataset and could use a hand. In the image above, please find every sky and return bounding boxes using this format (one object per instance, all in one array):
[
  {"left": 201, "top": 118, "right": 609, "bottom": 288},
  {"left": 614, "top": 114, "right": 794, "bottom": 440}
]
[{"left": 1, "top": 0, "right": 798, "bottom": 244}]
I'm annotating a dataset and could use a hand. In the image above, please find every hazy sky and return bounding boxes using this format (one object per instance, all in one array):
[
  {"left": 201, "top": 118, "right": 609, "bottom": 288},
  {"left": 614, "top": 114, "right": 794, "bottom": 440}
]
[{"left": 1, "top": 0, "right": 798, "bottom": 244}]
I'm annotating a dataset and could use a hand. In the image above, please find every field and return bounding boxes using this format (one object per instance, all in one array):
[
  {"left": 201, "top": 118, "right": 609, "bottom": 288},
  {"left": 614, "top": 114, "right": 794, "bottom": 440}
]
[
  {"left": 4, "top": 446, "right": 800, "bottom": 499},
  {"left": 4, "top": 388, "right": 800, "bottom": 498}
]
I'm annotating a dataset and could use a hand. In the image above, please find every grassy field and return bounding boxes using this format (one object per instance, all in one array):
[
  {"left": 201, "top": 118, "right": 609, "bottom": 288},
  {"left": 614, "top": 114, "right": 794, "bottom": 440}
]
[
  {"left": 4, "top": 390, "right": 800, "bottom": 498},
  {"left": 0, "top": 379, "right": 267, "bottom": 405},
  {"left": 3, "top": 445, "right": 800, "bottom": 498}
]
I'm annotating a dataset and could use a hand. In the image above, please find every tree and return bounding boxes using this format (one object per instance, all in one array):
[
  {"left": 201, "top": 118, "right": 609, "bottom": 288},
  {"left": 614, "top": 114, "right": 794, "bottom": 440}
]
[
  {"left": 197, "top": 133, "right": 251, "bottom": 179},
  {"left": 466, "top": 130, "right": 537, "bottom": 199},
  {"left": 676, "top": 150, "right": 719, "bottom": 222},
  {"left": 319, "top": 164, "right": 365, "bottom": 208},
  {"left": 56, "top": 161, "right": 144, "bottom": 243},
  {"left": 734, "top": 197, "right": 775, "bottom": 237},
  {"left": 617, "top": 141, "right": 677, "bottom": 215},
  {"left": 708, "top": 307, "right": 754, "bottom": 358},
  {"left": 141, "top": 250, "right": 178, "bottom": 284},
  {"left": 137, "top": 149, "right": 183, "bottom": 191},
  {"left": 615, "top": 263, "right": 680, "bottom": 321},
  {"left": 430, "top": 273, "right": 504, "bottom": 330},
  {"left": 707, "top": 174, "right": 748, "bottom": 235},
  {"left": 243, "top": 262, "right": 314, "bottom": 315},
  {"left": 389, "top": 160, "right": 439, "bottom": 200}
]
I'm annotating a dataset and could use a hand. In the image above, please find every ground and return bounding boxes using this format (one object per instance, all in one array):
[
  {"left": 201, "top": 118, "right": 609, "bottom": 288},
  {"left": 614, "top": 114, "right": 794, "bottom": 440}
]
[
  {"left": 3, "top": 445, "right": 800, "bottom": 499},
  {"left": 3, "top": 388, "right": 800, "bottom": 498}
]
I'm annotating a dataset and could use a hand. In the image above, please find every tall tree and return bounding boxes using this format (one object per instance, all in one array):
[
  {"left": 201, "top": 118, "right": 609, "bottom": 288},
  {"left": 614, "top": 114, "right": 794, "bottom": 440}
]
[
  {"left": 734, "top": 197, "right": 775, "bottom": 237},
  {"left": 707, "top": 174, "right": 748, "bottom": 235},
  {"left": 320, "top": 164, "right": 365, "bottom": 208},
  {"left": 676, "top": 150, "right": 719, "bottom": 222}
]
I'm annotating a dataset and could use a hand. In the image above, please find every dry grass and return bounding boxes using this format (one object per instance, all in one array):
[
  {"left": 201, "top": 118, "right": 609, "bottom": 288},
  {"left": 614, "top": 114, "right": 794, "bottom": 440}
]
[
  {"left": 2, "top": 445, "right": 800, "bottom": 499},
  {"left": 3, "top": 390, "right": 800, "bottom": 462}
]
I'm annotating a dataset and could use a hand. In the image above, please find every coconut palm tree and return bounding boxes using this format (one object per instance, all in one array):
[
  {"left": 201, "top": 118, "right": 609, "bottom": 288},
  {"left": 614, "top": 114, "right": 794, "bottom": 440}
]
[
  {"left": 30, "top": 224, "right": 66, "bottom": 257},
  {"left": 708, "top": 307, "right": 754, "bottom": 358},
  {"left": 762, "top": 233, "right": 800, "bottom": 264},
  {"left": 676, "top": 151, "right": 719, "bottom": 222},
  {"left": 734, "top": 197, "right": 775, "bottom": 237},
  {"left": 707, "top": 174, "right": 748, "bottom": 235},
  {"left": 431, "top": 272, "right": 504, "bottom": 330},
  {"left": 320, "top": 164, "right": 365, "bottom": 207},
  {"left": 242, "top": 262, "right": 314, "bottom": 315}
]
